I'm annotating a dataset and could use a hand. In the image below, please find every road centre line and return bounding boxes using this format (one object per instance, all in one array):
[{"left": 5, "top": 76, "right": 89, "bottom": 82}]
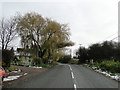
[
  {"left": 71, "top": 72, "right": 74, "bottom": 79},
  {"left": 68, "top": 65, "right": 77, "bottom": 90},
  {"left": 74, "top": 84, "right": 77, "bottom": 90},
  {"left": 68, "top": 65, "right": 72, "bottom": 71}
]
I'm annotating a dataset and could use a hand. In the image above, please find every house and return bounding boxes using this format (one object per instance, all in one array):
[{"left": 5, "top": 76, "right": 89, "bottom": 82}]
[{"left": 14, "top": 48, "right": 32, "bottom": 65}]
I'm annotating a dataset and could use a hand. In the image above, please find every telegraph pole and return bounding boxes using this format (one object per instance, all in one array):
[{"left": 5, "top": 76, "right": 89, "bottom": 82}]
[
  {"left": 79, "top": 44, "right": 82, "bottom": 47},
  {"left": 118, "top": 1, "right": 120, "bottom": 42}
]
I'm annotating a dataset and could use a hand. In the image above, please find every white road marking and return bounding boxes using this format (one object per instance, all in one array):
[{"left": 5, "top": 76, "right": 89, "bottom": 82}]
[
  {"left": 68, "top": 65, "right": 72, "bottom": 71},
  {"left": 74, "top": 84, "right": 77, "bottom": 90},
  {"left": 71, "top": 72, "right": 74, "bottom": 79},
  {"left": 68, "top": 65, "right": 77, "bottom": 90}
]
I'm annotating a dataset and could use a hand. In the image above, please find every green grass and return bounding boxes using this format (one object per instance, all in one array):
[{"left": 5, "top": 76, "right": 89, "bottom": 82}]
[
  {"left": 7, "top": 67, "right": 19, "bottom": 71},
  {"left": 36, "top": 63, "right": 58, "bottom": 67}
]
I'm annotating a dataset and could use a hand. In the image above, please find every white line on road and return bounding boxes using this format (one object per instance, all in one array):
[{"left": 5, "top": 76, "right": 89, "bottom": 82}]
[
  {"left": 68, "top": 65, "right": 77, "bottom": 90},
  {"left": 68, "top": 65, "right": 72, "bottom": 71},
  {"left": 74, "top": 84, "right": 77, "bottom": 90},
  {"left": 71, "top": 72, "right": 74, "bottom": 79},
  {"left": 70, "top": 67, "right": 72, "bottom": 71}
]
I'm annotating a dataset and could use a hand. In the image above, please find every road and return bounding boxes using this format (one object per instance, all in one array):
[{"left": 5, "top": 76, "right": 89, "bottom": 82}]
[{"left": 8, "top": 64, "right": 118, "bottom": 89}]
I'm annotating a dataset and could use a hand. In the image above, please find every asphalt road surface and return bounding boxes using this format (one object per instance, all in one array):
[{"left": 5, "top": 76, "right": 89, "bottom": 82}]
[{"left": 9, "top": 64, "right": 118, "bottom": 88}]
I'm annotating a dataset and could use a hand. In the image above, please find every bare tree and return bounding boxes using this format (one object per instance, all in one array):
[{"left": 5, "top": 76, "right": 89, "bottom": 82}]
[{"left": 0, "top": 18, "right": 17, "bottom": 50}]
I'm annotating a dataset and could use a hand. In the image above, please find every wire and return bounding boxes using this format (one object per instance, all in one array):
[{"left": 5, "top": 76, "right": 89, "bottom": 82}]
[
  {"left": 96, "top": 32, "right": 118, "bottom": 43},
  {"left": 103, "top": 32, "right": 118, "bottom": 40},
  {"left": 111, "top": 37, "right": 118, "bottom": 41}
]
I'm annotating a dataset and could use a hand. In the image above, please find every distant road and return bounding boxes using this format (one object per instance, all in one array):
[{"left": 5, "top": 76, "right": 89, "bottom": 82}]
[{"left": 8, "top": 64, "right": 118, "bottom": 88}]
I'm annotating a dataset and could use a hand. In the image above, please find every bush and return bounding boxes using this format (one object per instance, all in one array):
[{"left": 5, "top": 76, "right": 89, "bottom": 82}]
[
  {"left": 93, "top": 60, "right": 120, "bottom": 73},
  {"left": 59, "top": 55, "right": 71, "bottom": 63},
  {"left": 2, "top": 49, "right": 14, "bottom": 67},
  {"left": 32, "top": 57, "right": 42, "bottom": 65},
  {"left": 69, "top": 60, "right": 78, "bottom": 64},
  {"left": 90, "top": 62, "right": 100, "bottom": 70},
  {"left": 100, "top": 60, "right": 120, "bottom": 73}
]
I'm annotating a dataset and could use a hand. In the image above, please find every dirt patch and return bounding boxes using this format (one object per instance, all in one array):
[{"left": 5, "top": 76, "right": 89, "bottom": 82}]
[{"left": 2, "top": 65, "right": 49, "bottom": 88}]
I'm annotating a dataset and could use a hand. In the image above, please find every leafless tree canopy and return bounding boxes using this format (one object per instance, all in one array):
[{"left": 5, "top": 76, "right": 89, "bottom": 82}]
[{"left": 0, "top": 18, "right": 18, "bottom": 50}]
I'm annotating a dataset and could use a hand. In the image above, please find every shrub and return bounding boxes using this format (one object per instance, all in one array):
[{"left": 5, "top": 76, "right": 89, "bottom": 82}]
[
  {"left": 99, "top": 60, "right": 120, "bottom": 73},
  {"left": 2, "top": 49, "right": 14, "bottom": 67},
  {"left": 32, "top": 57, "right": 42, "bottom": 66},
  {"left": 69, "top": 60, "right": 78, "bottom": 64},
  {"left": 59, "top": 55, "right": 71, "bottom": 63}
]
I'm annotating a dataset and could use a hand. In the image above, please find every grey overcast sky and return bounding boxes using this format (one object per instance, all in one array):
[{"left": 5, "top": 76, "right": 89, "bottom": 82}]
[{"left": 0, "top": 0, "right": 119, "bottom": 55}]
